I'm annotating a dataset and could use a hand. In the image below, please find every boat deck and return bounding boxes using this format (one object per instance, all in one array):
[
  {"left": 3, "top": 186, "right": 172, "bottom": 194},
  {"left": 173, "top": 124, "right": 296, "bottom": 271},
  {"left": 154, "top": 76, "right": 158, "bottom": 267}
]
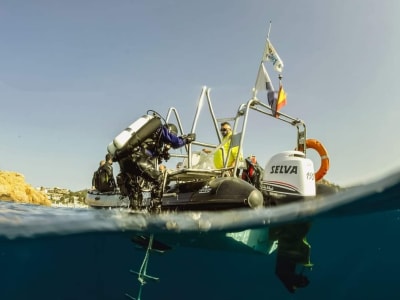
[{"left": 166, "top": 168, "right": 224, "bottom": 182}]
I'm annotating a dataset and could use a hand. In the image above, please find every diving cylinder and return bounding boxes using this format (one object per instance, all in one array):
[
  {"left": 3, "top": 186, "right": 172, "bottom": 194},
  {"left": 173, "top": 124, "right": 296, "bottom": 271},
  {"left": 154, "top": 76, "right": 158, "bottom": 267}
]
[
  {"left": 107, "top": 141, "right": 118, "bottom": 156},
  {"left": 262, "top": 151, "right": 316, "bottom": 197},
  {"left": 107, "top": 115, "right": 162, "bottom": 155}
]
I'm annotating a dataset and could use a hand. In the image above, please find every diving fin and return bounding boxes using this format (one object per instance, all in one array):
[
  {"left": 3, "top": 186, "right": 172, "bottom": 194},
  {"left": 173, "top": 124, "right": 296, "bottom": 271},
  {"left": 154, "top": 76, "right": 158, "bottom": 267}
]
[{"left": 275, "top": 254, "right": 310, "bottom": 293}]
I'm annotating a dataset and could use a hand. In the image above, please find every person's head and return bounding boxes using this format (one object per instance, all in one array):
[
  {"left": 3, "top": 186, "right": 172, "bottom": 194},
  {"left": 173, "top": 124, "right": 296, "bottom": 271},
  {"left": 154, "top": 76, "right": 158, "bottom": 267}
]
[
  {"left": 220, "top": 122, "right": 232, "bottom": 137},
  {"left": 99, "top": 160, "right": 106, "bottom": 166},
  {"left": 166, "top": 123, "right": 178, "bottom": 135},
  {"left": 105, "top": 153, "right": 113, "bottom": 163}
]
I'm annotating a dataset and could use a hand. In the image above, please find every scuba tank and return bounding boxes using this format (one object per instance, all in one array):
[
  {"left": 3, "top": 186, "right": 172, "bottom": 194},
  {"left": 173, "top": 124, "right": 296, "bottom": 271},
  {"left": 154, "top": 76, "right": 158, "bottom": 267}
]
[{"left": 107, "top": 115, "right": 162, "bottom": 155}]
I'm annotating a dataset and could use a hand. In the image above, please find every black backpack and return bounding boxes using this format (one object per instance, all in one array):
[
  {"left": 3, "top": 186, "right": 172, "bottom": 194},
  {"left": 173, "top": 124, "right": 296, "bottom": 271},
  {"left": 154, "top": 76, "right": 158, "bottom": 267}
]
[
  {"left": 94, "top": 166, "right": 113, "bottom": 192},
  {"left": 241, "top": 157, "right": 264, "bottom": 190}
]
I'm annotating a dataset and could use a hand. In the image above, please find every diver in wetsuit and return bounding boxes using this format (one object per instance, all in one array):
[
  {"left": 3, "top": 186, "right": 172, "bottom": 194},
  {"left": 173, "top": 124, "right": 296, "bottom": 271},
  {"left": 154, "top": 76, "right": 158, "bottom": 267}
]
[
  {"left": 92, "top": 154, "right": 117, "bottom": 192},
  {"left": 114, "top": 122, "right": 195, "bottom": 210},
  {"left": 270, "top": 222, "right": 312, "bottom": 293}
]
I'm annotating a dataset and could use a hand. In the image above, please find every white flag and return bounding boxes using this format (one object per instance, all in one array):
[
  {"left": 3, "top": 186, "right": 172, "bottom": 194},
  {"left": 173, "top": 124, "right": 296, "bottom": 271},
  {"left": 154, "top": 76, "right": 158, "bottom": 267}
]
[
  {"left": 254, "top": 63, "right": 274, "bottom": 97},
  {"left": 263, "top": 39, "right": 284, "bottom": 73}
]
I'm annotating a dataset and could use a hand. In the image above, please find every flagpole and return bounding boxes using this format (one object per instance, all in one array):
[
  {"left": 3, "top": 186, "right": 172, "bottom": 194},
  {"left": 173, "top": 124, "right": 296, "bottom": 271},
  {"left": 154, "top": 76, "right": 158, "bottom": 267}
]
[
  {"left": 252, "top": 87, "right": 257, "bottom": 99},
  {"left": 253, "top": 21, "right": 274, "bottom": 99},
  {"left": 267, "top": 20, "right": 272, "bottom": 40},
  {"left": 262, "top": 21, "right": 272, "bottom": 63}
]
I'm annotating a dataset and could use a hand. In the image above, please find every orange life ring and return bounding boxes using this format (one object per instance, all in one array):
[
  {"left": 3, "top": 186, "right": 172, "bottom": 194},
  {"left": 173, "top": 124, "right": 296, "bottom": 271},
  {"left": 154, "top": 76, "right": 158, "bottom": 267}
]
[{"left": 306, "top": 139, "right": 329, "bottom": 181}]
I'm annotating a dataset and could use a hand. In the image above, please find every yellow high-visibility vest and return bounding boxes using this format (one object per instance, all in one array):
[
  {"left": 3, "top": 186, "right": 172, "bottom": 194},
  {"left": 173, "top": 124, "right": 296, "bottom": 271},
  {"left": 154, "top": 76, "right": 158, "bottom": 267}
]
[{"left": 213, "top": 133, "right": 239, "bottom": 169}]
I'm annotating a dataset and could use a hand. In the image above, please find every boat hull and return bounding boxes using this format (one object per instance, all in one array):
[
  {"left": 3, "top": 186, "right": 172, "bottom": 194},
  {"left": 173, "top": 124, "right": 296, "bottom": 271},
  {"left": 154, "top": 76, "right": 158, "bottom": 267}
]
[
  {"left": 162, "top": 177, "right": 264, "bottom": 211},
  {"left": 85, "top": 191, "right": 130, "bottom": 208},
  {"left": 85, "top": 177, "right": 264, "bottom": 211}
]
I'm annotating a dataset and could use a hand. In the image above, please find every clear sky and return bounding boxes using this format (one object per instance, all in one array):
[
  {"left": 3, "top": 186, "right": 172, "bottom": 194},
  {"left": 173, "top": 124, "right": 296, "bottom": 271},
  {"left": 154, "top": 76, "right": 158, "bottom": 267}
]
[{"left": 1, "top": 0, "right": 400, "bottom": 191}]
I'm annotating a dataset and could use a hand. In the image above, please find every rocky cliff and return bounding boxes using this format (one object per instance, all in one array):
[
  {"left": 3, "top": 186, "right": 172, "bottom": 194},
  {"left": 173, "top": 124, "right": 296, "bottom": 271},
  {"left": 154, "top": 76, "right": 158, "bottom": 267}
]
[{"left": 0, "top": 171, "right": 51, "bottom": 206}]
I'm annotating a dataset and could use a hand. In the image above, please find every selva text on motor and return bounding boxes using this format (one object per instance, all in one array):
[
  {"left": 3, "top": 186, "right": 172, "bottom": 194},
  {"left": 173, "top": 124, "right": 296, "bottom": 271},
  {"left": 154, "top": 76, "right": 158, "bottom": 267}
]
[{"left": 269, "top": 165, "right": 298, "bottom": 174}]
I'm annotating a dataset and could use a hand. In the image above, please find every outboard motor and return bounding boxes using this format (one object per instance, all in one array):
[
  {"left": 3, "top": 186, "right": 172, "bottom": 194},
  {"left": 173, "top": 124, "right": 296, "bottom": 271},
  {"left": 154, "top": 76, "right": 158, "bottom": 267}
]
[{"left": 262, "top": 151, "right": 316, "bottom": 198}]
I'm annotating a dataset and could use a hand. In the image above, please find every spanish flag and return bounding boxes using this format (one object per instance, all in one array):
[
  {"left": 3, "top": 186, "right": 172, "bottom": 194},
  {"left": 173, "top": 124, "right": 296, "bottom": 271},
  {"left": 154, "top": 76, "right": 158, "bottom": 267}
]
[{"left": 274, "top": 84, "right": 287, "bottom": 117}]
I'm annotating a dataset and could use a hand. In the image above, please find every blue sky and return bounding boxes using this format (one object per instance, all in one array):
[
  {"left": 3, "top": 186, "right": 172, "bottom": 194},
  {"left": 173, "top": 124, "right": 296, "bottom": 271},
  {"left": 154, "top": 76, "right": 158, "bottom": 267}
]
[{"left": 1, "top": 0, "right": 400, "bottom": 191}]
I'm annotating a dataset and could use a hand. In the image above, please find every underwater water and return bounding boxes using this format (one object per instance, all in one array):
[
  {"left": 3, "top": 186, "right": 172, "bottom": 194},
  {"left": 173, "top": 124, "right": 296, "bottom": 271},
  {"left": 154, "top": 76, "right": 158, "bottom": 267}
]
[{"left": 1, "top": 174, "right": 399, "bottom": 300}]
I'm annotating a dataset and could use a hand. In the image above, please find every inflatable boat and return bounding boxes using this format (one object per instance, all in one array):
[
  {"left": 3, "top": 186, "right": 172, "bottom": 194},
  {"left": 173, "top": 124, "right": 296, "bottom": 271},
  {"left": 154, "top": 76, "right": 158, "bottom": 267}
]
[
  {"left": 86, "top": 176, "right": 263, "bottom": 210},
  {"left": 87, "top": 82, "right": 332, "bottom": 212}
]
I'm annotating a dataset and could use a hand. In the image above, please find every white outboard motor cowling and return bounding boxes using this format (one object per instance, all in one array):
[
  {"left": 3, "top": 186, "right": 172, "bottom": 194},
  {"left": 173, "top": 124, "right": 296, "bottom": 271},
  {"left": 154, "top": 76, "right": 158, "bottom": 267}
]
[{"left": 262, "top": 151, "right": 316, "bottom": 197}]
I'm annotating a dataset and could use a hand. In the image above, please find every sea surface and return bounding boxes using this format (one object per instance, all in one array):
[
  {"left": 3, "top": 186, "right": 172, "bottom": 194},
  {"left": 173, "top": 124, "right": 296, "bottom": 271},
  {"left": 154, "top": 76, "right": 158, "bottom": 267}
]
[{"left": 1, "top": 174, "right": 399, "bottom": 300}]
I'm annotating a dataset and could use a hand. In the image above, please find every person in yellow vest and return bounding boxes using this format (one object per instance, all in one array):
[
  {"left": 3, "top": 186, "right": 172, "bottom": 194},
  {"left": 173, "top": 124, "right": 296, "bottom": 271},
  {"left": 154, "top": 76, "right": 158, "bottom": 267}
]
[{"left": 213, "top": 122, "right": 240, "bottom": 170}]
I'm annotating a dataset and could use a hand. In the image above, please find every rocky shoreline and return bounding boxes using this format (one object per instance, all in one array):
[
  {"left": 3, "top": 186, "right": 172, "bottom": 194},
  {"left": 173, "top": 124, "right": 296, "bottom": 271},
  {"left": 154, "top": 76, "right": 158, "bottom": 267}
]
[{"left": 0, "top": 171, "right": 51, "bottom": 206}]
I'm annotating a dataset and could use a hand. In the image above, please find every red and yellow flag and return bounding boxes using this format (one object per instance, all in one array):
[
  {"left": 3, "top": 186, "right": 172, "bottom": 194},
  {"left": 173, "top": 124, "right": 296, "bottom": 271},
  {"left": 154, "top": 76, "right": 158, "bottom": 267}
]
[{"left": 274, "top": 84, "right": 287, "bottom": 117}]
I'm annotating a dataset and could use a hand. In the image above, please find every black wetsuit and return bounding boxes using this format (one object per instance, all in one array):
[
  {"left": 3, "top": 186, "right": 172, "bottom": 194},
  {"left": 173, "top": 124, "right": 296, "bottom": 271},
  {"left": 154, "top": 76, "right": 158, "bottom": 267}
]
[
  {"left": 115, "top": 125, "right": 193, "bottom": 201},
  {"left": 94, "top": 162, "right": 116, "bottom": 192}
]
